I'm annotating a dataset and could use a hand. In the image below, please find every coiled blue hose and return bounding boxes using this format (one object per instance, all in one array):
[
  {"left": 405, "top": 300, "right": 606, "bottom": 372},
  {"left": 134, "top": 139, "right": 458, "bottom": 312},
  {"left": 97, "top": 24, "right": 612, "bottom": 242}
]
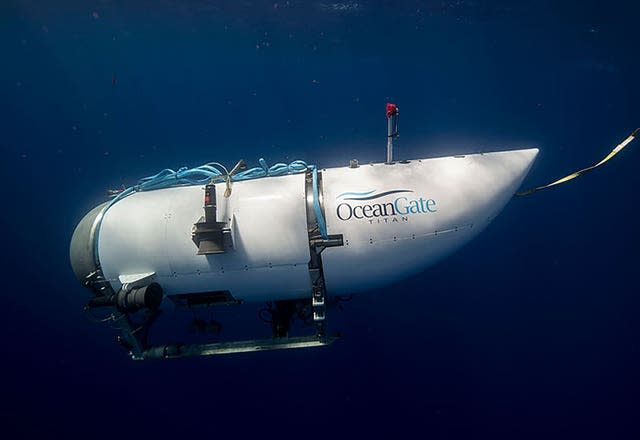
[{"left": 108, "top": 159, "right": 311, "bottom": 206}]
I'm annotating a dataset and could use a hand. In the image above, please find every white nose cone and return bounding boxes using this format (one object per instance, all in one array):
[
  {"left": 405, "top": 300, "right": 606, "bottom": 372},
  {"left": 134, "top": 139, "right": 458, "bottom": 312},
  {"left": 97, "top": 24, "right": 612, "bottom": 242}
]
[{"left": 320, "top": 148, "right": 539, "bottom": 293}]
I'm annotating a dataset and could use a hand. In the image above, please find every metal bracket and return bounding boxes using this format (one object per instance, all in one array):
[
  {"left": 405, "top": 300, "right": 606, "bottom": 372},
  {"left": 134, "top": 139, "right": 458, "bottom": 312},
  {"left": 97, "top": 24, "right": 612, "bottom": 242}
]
[
  {"left": 310, "top": 234, "right": 343, "bottom": 254},
  {"left": 312, "top": 284, "right": 326, "bottom": 322},
  {"left": 304, "top": 169, "right": 344, "bottom": 337}
]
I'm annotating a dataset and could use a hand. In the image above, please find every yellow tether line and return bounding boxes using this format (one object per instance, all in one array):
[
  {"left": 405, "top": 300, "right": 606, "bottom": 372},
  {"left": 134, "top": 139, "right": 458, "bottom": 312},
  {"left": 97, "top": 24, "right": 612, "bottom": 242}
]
[{"left": 516, "top": 128, "right": 639, "bottom": 197}]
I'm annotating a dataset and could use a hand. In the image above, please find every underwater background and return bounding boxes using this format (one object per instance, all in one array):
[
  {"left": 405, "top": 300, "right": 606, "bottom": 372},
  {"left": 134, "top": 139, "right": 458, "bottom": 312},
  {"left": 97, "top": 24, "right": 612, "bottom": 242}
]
[{"left": 2, "top": 1, "right": 639, "bottom": 438}]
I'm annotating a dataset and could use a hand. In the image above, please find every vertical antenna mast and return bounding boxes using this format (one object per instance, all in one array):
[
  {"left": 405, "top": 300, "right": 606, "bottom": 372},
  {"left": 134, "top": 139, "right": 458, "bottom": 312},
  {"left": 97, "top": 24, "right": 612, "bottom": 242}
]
[{"left": 386, "top": 103, "right": 399, "bottom": 164}]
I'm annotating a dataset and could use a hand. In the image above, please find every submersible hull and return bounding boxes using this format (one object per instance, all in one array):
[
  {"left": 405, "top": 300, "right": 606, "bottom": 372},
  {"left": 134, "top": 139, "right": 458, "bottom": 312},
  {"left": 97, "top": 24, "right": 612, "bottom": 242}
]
[{"left": 71, "top": 148, "right": 538, "bottom": 303}]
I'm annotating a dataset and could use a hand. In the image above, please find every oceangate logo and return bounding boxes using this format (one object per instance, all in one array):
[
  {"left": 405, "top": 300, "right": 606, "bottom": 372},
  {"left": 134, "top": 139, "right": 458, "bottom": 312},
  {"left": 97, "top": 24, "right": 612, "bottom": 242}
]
[{"left": 335, "top": 189, "right": 437, "bottom": 222}]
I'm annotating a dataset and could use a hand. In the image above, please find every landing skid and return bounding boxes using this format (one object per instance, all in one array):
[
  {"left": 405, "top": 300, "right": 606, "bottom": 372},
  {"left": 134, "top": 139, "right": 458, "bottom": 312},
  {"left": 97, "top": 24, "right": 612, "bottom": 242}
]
[{"left": 138, "top": 334, "right": 338, "bottom": 360}]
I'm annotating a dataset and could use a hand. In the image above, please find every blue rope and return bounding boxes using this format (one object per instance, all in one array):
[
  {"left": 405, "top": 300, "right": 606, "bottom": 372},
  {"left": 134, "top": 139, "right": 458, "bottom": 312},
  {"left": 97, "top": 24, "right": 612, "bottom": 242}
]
[
  {"left": 94, "top": 159, "right": 329, "bottom": 263},
  {"left": 106, "top": 159, "right": 311, "bottom": 207}
]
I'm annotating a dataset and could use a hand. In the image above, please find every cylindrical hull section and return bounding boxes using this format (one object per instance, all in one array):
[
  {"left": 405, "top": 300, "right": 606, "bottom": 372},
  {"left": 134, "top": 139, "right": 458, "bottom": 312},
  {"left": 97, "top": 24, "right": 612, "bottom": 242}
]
[{"left": 97, "top": 173, "right": 312, "bottom": 301}]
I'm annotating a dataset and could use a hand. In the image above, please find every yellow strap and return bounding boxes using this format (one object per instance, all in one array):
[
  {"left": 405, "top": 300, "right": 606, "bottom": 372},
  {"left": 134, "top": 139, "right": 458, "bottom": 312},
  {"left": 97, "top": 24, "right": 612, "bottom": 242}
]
[{"left": 516, "top": 128, "right": 639, "bottom": 197}]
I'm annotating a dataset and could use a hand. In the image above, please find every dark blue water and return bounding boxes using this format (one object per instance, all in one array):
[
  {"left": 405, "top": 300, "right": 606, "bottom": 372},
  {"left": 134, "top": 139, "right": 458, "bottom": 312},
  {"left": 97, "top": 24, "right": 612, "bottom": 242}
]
[{"left": 2, "top": 1, "right": 639, "bottom": 438}]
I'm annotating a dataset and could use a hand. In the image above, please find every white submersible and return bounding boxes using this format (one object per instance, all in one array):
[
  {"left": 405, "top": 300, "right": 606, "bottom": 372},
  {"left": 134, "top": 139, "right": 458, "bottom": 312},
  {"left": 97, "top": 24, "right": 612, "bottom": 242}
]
[{"left": 70, "top": 104, "right": 539, "bottom": 359}]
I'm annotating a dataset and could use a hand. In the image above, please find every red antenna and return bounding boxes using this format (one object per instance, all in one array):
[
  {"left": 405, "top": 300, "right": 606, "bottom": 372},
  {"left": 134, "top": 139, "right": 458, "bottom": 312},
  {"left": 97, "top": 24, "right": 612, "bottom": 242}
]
[{"left": 386, "top": 103, "right": 399, "bottom": 163}]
